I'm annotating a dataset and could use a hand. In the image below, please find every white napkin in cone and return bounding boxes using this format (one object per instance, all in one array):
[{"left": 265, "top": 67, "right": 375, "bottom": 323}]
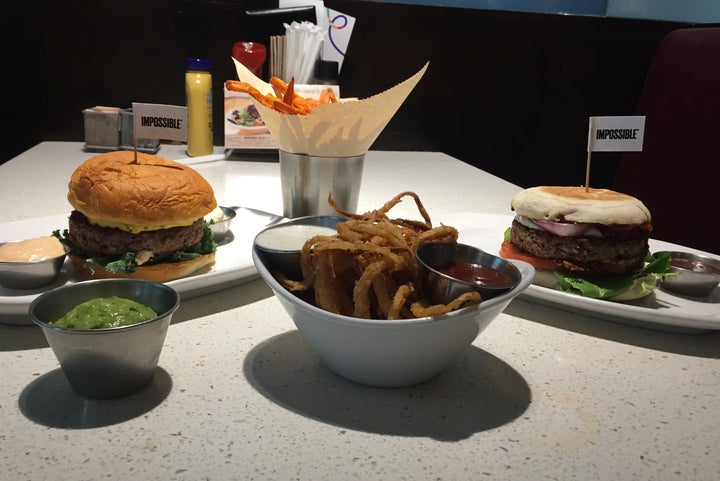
[{"left": 231, "top": 58, "right": 429, "bottom": 157}]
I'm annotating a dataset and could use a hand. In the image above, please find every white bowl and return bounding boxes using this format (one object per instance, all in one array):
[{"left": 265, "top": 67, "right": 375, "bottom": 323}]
[{"left": 252, "top": 246, "right": 535, "bottom": 387}]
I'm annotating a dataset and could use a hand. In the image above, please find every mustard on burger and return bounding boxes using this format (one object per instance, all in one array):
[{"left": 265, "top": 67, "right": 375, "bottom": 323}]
[
  {"left": 53, "top": 151, "right": 218, "bottom": 282},
  {"left": 499, "top": 186, "right": 671, "bottom": 300}
]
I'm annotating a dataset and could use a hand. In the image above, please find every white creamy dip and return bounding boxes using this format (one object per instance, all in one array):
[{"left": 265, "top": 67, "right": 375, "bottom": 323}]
[
  {"left": 0, "top": 236, "right": 66, "bottom": 262},
  {"left": 205, "top": 207, "right": 227, "bottom": 223},
  {"left": 255, "top": 224, "right": 337, "bottom": 252}
]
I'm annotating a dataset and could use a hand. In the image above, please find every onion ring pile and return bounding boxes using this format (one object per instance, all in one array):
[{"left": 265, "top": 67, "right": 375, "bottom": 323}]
[{"left": 280, "top": 192, "right": 482, "bottom": 319}]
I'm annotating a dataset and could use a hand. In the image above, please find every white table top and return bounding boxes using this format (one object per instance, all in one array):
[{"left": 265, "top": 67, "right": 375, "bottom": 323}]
[{"left": 1, "top": 142, "right": 718, "bottom": 481}]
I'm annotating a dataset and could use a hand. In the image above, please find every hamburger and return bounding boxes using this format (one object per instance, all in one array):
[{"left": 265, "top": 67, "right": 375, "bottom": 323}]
[
  {"left": 499, "top": 186, "right": 670, "bottom": 300},
  {"left": 53, "top": 151, "right": 218, "bottom": 282}
]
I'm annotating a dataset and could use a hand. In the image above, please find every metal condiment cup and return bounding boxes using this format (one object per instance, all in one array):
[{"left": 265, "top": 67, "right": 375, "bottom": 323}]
[
  {"left": 253, "top": 215, "right": 345, "bottom": 280},
  {"left": 654, "top": 251, "right": 720, "bottom": 297},
  {"left": 0, "top": 241, "right": 67, "bottom": 289},
  {"left": 29, "top": 279, "right": 180, "bottom": 399},
  {"left": 416, "top": 242, "right": 523, "bottom": 304},
  {"left": 207, "top": 206, "right": 237, "bottom": 242}
]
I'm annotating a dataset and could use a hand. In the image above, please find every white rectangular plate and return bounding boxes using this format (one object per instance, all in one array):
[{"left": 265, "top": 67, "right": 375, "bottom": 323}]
[
  {"left": 440, "top": 212, "right": 720, "bottom": 333},
  {"left": 0, "top": 207, "right": 283, "bottom": 325}
]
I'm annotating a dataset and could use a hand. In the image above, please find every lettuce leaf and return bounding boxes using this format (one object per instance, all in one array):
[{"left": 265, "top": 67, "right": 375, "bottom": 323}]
[
  {"left": 500, "top": 226, "right": 675, "bottom": 300},
  {"left": 545, "top": 251, "right": 674, "bottom": 300}
]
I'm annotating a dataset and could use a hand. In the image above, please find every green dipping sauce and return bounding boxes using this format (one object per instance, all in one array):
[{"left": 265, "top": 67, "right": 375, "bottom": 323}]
[{"left": 52, "top": 296, "right": 157, "bottom": 329}]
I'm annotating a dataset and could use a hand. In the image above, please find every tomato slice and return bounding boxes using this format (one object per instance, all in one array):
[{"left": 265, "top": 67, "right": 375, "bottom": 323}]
[{"left": 499, "top": 241, "right": 563, "bottom": 271}]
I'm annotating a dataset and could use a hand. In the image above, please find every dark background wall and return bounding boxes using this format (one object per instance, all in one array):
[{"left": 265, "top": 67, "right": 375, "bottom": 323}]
[{"left": 3, "top": 0, "right": 686, "bottom": 189}]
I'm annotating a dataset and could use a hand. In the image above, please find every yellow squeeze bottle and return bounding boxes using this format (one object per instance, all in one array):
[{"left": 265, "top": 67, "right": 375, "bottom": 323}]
[{"left": 185, "top": 58, "right": 213, "bottom": 157}]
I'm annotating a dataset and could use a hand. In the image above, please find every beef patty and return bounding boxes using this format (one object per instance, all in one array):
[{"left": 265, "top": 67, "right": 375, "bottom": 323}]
[
  {"left": 68, "top": 210, "right": 204, "bottom": 259},
  {"left": 510, "top": 220, "right": 648, "bottom": 274}
]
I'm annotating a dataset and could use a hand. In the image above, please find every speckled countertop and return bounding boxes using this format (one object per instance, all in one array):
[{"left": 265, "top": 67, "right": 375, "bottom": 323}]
[{"left": 1, "top": 143, "right": 718, "bottom": 481}]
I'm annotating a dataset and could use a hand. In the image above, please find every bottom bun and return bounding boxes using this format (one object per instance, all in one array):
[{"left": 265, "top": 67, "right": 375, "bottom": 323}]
[
  {"left": 68, "top": 252, "right": 216, "bottom": 283},
  {"left": 533, "top": 269, "right": 654, "bottom": 301}
]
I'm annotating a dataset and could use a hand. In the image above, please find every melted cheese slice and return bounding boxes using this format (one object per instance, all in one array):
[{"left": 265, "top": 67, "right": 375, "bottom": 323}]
[{"left": 89, "top": 218, "right": 195, "bottom": 234}]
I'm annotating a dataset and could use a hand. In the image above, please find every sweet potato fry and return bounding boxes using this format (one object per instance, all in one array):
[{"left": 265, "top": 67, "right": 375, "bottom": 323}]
[
  {"left": 293, "top": 97, "right": 321, "bottom": 113},
  {"left": 319, "top": 87, "right": 338, "bottom": 104},
  {"left": 271, "top": 98, "right": 306, "bottom": 115},
  {"left": 225, "top": 80, "right": 263, "bottom": 99},
  {"left": 228, "top": 76, "right": 339, "bottom": 115},
  {"left": 282, "top": 77, "right": 295, "bottom": 105},
  {"left": 225, "top": 81, "right": 276, "bottom": 109},
  {"left": 269, "top": 77, "right": 288, "bottom": 97}
]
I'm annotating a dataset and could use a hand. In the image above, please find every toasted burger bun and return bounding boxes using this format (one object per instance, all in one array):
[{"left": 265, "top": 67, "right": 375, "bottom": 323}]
[
  {"left": 511, "top": 186, "right": 650, "bottom": 226},
  {"left": 68, "top": 151, "right": 217, "bottom": 229},
  {"left": 68, "top": 252, "right": 216, "bottom": 283}
]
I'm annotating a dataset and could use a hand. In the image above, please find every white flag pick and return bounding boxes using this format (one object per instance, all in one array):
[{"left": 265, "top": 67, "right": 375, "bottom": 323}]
[
  {"left": 584, "top": 115, "right": 646, "bottom": 189},
  {"left": 132, "top": 102, "right": 188, "bottom": 143},
  {"left": 587, "top": 116, "right": 646, "bottom": 152}
]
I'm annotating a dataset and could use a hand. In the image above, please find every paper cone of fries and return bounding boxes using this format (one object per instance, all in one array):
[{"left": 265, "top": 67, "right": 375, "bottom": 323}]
[{"left": 231, "top": 58, "right": 428, "bottom": 157}]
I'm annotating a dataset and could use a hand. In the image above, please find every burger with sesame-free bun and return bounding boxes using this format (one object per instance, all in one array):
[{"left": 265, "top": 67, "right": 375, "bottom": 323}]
[
  {"left": 499, "top": 186, "right": 671, "bottom": 300},
  {"left": 53, "top": 151, "right": 218, "bottom": 282}
]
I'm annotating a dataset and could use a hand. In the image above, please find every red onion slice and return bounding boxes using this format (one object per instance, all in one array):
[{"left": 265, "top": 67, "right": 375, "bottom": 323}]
[{"left": 534, "top": 220, "right": 592, "bottom": 237}]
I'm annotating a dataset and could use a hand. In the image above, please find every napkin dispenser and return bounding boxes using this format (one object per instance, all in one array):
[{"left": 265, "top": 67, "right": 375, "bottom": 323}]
[
  {"left": 82, "top": 106, "right": 160, "bottom": 154},
  {"left": 83, "top": 106, "right": 120, "bottom": 150}
]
